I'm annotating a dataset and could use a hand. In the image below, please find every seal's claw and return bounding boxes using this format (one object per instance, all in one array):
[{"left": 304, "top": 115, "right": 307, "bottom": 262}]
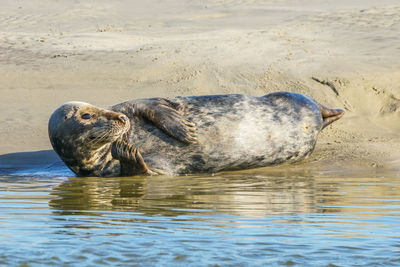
[
  {"left": 158, "top": 114, "right": 197, "bottom": 144},
  {"left": 185, "top": 121, "right": 196, "bottom": 128},
  {"left": 145, "top": 169, "right": 159, "bottom": 176}
]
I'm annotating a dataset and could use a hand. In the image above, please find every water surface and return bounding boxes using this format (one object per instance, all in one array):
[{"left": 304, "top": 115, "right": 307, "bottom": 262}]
[{"left": 1, "top": 166, "right": 400, "bottom": 266}]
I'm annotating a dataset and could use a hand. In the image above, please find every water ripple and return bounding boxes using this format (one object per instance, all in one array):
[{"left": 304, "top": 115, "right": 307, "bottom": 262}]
[{"left": 1, "top": 169, "right": 400, "bottom": 265}]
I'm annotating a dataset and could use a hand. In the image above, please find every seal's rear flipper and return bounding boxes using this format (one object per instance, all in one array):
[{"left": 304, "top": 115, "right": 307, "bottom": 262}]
[
  {"left": 112, "top": 140, "right": 157, "bottom": 176},
  {"left": 318, "top": 104, "right": 344, "bottom": 129}
]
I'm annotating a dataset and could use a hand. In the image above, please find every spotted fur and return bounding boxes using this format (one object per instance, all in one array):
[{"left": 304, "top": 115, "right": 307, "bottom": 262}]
[{"left": 49, "top": 92, "right": 344, "bottom": 177}]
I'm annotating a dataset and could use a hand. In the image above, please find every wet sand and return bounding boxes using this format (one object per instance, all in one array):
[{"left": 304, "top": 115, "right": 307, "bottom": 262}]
[{"left": 0, "top": 0, "right": 399, "bottom": 172}]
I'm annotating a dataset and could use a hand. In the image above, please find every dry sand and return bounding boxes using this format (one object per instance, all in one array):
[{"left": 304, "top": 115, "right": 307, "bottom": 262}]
[{"left": 0, "top": 0, "right": 399, "bottom": 172}]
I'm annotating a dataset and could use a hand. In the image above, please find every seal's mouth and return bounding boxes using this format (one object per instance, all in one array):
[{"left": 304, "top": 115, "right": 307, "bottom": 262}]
[{"left": 318, "top": 104, "right": 345, "bottom": 129}]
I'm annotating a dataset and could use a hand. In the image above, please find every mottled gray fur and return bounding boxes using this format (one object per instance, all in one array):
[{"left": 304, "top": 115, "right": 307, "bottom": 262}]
[
  {"left": 49, "top": 92, "right": 343, "bottom": 177},
  {"left": 111, "top": 92, "right": 323, "bottom": 175}
]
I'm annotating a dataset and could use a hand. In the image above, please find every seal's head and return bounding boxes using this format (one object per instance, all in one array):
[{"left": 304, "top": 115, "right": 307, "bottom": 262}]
[{"left": 48, "top": 102, "right": 130, "bottom": 176}]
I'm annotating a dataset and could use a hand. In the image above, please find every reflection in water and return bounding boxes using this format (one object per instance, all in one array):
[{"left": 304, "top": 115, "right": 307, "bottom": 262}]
[
  {"left": 50, "top": 171, "right": 319, "bottom": 217},
  {"left": 1, "top": 168, "right": 400, "bottom": 265},
  {"left": 50, "top": 168, "right": 399, "bottom": 217}
]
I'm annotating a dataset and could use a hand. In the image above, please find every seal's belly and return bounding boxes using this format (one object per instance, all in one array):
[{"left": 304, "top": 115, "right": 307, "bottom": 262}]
[{"left": 128, "top": 94, "right": 322, "bottom": 175}]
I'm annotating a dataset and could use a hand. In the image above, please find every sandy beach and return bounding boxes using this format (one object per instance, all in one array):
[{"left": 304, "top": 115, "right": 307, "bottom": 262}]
[{"left": 0, "top": 0, "right": 399, "bottom": 171}]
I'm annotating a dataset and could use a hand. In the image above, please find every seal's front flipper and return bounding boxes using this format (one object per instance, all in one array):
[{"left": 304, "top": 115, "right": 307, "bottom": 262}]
[
  {"left": 136, "top": 98, "right": 197, "bottom": 144},
  {"left": 111, "top": 140, "right": 157, "bottom": 176}
]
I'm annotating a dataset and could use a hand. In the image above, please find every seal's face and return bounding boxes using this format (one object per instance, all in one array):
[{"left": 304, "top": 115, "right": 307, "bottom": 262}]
[{"left": 48, "top": 102, "right": 130, "bottom": 175}]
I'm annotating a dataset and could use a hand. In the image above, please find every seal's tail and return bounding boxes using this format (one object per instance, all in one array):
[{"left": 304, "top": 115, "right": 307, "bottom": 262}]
[{"left": 318, "top": 103, "right": 344, "bottom": 129}]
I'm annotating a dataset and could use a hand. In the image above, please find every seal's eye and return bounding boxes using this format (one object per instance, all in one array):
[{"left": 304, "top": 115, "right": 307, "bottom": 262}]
[{"left": 81, "top": 113, "right": 92, "bottom": 119}]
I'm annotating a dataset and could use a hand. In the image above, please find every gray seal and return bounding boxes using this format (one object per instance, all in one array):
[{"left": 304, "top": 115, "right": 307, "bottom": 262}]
[{"left": 48, "top": 92, "right": 344, "bottom": 176}]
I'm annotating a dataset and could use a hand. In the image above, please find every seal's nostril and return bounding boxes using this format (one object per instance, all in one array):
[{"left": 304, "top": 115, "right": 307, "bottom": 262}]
[{"left": 118, "top": 115, "right": 128, "bottom": 123}]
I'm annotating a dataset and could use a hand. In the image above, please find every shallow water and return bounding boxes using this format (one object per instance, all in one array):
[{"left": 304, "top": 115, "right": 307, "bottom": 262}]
[{"left": 1, "top": 165, "right": 400, "bottom": 266}]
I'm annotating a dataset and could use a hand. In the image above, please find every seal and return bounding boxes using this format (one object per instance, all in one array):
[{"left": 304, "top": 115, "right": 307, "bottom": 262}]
[
  {"left": 48, "top": 92, "right": 344, "bottom": 176},
  {"left": 48, "top": 98, "right": 196, "bottom": 176}
]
